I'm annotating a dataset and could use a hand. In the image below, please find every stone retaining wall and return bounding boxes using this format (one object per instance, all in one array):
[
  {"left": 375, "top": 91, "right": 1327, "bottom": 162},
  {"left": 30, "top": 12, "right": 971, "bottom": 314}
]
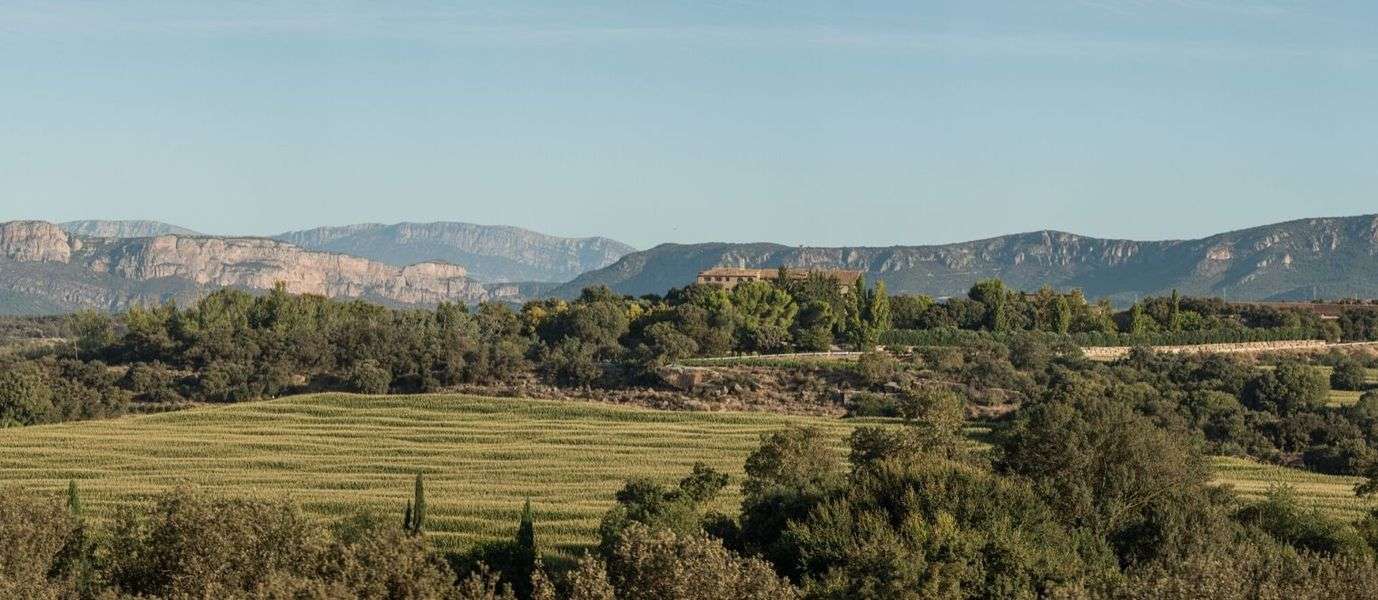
[{"left": 1082, "top": 339, "right": 1332, "bottom": 361}]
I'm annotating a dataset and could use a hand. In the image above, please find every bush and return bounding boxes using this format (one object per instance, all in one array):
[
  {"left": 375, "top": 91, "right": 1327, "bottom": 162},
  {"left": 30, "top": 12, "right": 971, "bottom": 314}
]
[
  {"left": 788, "top": 457, "right": 1086, "bottom": 598},
  {"left": 1353, "top": 391, "right": 1378, "bottom": 420},
  {"left": 1332, "top": 359, "right": 1369, "bottom": 392},
  {"left": 0, "top": 364, "right": 53, "bottom": 426},
  {"left": 347, "top": 359, "right": 393, "bottom": 394},
  {"left": 1243, "top": 363, "right": 1328, "bottom": 414},
  {"left": 598, "top": 464, "right": 729, "bottom": 556},
  {"left": 542, "top": 339, "right": 603, "bottom": 386},
  {"left": 844, "top": 392, "right": 899, "bottom": 418},
  {"left": 855, "top": 351, "right": 899, "bottom": 387},
  {"left": 102, "top": 490, "right": 457, "bottom": 598},
  {"left": 1236, "top": 486, "right": 1369, "bottom": 557},
  {"left": 0, "top": 488, "right": 81, "bottom": 598},
  {"left": 103, "top": 490, "right": 331, "bottom": 597},
  {"left": 604, "top": 523, "right": 798, "bottom": 600}
]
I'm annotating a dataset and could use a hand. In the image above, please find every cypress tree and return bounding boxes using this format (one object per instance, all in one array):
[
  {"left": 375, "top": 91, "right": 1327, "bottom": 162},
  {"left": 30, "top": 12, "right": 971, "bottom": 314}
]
[
  {"left": 1128, "top": 303, "right": 1149, "bottom": 336},
  {"left": 66, "top": 479, "right": 82, "bottom": 517},
  {"left": 1053, "top": 296, "right": 1072, "bottom": 335},
  {"left": 404, "top": 500, "right": 414, "bottom": 533},
  {"left": 1169, "top": 289, "right": 1182, "bottom": 332},
  {"left": 870, "top": 280, "right": 892, "bottom": 334},
  {"left": 517, "top": 498, "right": 535, "bottom": 555},
  {"left": 411, "top": 473, "right": 426, "bottom": 535},
  {"left": 514, "top": 498, "right": 538, "bottom": 600}
]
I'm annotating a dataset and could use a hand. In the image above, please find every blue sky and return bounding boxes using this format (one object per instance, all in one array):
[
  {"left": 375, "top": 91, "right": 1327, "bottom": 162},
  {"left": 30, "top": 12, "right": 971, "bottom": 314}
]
[{"left": 1, "top": 1, "right": 1374, "bottom": 248}]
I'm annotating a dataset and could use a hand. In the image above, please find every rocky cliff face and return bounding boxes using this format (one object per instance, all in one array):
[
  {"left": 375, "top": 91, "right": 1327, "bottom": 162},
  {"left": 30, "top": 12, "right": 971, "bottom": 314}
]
[
  {"left": 274, "top": 222, "right": 636, "bottom": 283},
  {"left": 0, "top": 221, "right": 75, "bottom": 263},
  {"left": 0, "top": 221, "right": 491, "bottom": 314},
  {"left": 554, "top": 215, "right": 1378, "bottom": 303},
  {"left": 59, "top": 220, "right": 201, "bottom": 238}
]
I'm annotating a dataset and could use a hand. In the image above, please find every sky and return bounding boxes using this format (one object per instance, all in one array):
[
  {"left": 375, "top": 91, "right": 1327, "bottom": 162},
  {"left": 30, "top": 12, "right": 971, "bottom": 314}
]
[{"left": 1, "top": 1, "right": 1375, "bottom": 249}]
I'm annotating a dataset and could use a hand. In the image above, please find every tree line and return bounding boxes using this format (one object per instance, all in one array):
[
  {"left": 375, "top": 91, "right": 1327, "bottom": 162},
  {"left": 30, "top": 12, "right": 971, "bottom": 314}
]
[{"left": 3, "top": 277, "right": 1375, "bottom": 428}]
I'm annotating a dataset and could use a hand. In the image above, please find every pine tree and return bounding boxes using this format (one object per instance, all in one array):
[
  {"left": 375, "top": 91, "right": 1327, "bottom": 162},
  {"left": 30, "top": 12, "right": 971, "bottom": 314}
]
[{"left": 66, "top": 479, "right": 82, "bottom": 517}]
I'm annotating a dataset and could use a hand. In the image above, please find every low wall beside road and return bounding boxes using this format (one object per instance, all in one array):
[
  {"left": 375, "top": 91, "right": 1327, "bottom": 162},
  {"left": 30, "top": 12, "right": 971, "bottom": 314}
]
[{"left": 1082, "top": 339, "right": 1333, "bottom": 361}]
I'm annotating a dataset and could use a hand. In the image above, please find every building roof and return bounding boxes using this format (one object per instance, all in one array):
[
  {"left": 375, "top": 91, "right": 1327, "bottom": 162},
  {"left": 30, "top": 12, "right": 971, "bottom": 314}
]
[{"left": 698, "top": 267, "right": 865, "bottom": 285}]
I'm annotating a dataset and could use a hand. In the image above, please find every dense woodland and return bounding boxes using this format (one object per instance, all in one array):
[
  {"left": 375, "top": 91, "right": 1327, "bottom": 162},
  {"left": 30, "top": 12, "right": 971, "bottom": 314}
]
[
  {"left": 2, "top": 276, "right": 1375, "bottom": 428},
  {"left": 5, "top": 281, "right": 1378, "bottom": 597}
]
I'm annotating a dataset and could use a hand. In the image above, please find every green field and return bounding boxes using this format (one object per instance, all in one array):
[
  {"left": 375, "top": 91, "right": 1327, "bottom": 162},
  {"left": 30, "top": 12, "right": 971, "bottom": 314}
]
[
  {"left": 1213, "top": 456, "right": 1372, "bottom": 519},
  {"left": 0, "top": 394, "right": 863, "bottom": 553},
  {"left": 0, "top": 393, "right": 1371, "bottom": 555}
]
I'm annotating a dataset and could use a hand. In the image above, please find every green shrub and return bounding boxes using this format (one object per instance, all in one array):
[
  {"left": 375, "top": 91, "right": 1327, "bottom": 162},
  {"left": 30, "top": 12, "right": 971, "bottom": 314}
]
[
  {"left": 1332, "top": 359, "right": 1369, "bottom": 392},
  {"left": 844, "top": 393, "right": 898, "bottom": 418},
  {"left": 347, "top": 359, "right": 392, "bottom": 395}
]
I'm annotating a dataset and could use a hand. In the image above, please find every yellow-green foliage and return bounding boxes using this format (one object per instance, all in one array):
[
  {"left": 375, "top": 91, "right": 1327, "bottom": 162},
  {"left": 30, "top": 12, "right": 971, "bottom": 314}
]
[{"left": 0, "top": 394, "right": 862, "bottom": 553}]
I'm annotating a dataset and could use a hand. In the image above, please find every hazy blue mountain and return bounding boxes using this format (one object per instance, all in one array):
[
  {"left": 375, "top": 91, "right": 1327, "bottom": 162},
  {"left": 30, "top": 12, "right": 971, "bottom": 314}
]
[
  {"left": 552, "top": 215, "right": 1378, "bottom": 303},
  {"left": 59, "top": 220, "right": 201, "bottom": 238},
  {"left": 274, "top": 222, "right": 636, "bottom": 283}
]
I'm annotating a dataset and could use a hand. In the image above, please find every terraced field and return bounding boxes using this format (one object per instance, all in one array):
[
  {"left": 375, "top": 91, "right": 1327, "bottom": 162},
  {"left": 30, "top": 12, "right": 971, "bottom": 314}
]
[
  {"left": 0, "top": 393, "right": 1371, "bottom": 554},
  {"left": 0, "top": 394, "right": 862, "bottom": 553},
  {"left": 1213, "top": 456, "right": 1371, "bottom": 519}
]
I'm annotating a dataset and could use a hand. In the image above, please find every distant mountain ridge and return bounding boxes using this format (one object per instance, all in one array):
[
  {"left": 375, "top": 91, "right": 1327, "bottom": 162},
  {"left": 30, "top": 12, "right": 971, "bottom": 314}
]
[
  {"left": 552, "top": 215, "right": 1378, "bottom": 303},
  {"left": 0, "top": 221, "right": 492, "bottom": 314},
  {"left": 274, "top": 222, "right": 636, "bottom": 283},
  {"left": 6, "top": 214, "right": 1378, "bottom": 314},
  {"left": 59, "top": 220, "right": 201, "bottom": 238}
]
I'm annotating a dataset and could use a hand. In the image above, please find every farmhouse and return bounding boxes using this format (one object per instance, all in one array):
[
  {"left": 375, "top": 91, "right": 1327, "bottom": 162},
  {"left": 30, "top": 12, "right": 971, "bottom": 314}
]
[{"left": 696, "top": 267, "right": 864, "bottom": 291}]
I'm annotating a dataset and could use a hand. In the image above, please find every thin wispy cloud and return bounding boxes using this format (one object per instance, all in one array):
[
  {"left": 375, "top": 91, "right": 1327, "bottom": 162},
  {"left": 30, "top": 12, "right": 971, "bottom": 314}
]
[
  {"left": 2, "top": 1, "right": 1372, "bottom": 67},
  {"left": 1078, "top": 0, "right": 1296, "bottom": 18}
]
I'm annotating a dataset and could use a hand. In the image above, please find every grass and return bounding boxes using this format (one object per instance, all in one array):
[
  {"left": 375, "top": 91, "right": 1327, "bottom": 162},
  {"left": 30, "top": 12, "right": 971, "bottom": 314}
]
[
  {"left": 1213, "top": 456, "right": 1373, "bottom": 519},
  {"left": 1, "top": 393, "right": 1373, "bottom": 555},
  {"left": 0, "top": 394, "right": 866, "bottom": 553}
]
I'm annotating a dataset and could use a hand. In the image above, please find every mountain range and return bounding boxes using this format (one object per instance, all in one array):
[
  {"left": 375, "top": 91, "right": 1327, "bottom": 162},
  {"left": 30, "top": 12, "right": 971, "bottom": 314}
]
[
  {"left": 553, "top": 215, "right": 1378, "bottom": 303},
  {"left": 273, "top": 222, "right": 635, "bottom": 283},
  {"left": 59, "top": 220, "right": 202, "bottom": 238},
  {"left": 1, "top": 215, "right": 1376, "bottom": 314},
  {"left": 0, "top": 221, "right": 495, "bottom": 314}
]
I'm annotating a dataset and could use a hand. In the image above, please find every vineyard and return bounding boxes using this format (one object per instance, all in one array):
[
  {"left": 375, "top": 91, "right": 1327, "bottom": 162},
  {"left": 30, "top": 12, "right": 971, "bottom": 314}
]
[{"left": 0, "top": 393, "right": 1370, "bottom": 553}]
